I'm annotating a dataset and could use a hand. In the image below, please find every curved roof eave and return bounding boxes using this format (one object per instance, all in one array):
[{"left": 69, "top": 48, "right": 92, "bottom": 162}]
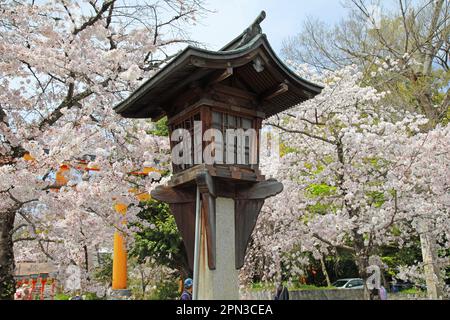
[{"left": 114, "top": 34, "right": 323, "bottom": 116}]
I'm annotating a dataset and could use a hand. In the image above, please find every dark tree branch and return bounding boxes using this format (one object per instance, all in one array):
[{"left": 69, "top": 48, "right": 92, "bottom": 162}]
[
  {"left": 266, "top": 122, "right": 336, "bottom": 145},
  {"left": 17, "top": 211, "right": 54, "bottom": 261},
  {"left": 72, "top": 0, "right": 116, "bottom": 36},
  {"left": 312, "top": 233, "right": 355, "bottom": 252}
]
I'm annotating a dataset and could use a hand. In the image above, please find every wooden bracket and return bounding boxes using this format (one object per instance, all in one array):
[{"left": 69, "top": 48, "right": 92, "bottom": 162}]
[
  {"left": 253, "top": 57, "right": 265, "bottom": 73},
  {"left": 260, "top": 82, "right": 289, "bottom": 101},
  {"left": 236, "top": 178, "right": 283, "bottom": 200},
  {"left": 234, "top": 179, "right": 283, "bottom": 269},
  {"left": 196, "top": 170, "right": 216, "bottom": 270},
  {"left": 196, "top": 170, "right": 216, "bottom": 197},
  {"left": 151, "top": 185, "right": 195, "bottom": 203},
  {"left": 210, "top": 68, "right": 233, "bottom": 85}
]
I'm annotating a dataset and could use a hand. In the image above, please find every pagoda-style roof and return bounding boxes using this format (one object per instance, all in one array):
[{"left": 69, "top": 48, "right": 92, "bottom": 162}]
[{"left": 114, "top": 11, "right": 322, "bottom": 120}]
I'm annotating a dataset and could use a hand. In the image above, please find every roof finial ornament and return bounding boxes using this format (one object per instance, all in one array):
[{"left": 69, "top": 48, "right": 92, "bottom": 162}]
[{"left": 236, "top": 10, "right": 266, "bottom": 48}]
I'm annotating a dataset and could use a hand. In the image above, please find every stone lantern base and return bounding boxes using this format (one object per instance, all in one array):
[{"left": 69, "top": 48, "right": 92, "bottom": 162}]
[{"left": 107, "top": 289, "right": 132, "bottom": 300}]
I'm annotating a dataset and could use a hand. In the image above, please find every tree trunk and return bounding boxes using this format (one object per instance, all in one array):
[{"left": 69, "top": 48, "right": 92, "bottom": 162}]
[
  {"left": 352, "top": 231, "right": 371, "bottom": 300},
  {"left": 320, "top": 255, "right": 331, "bottom": 287},
  {"left": 419, "top": 220, "right": 444, "bottom": 299},
  {"left": 0, "top": 210, "right": 16, "bottom": 300},
  {"left": 139, "top": 266, "right": 147, "bottom": 295},
  {"left": 83, "top": 244, "right": 89, "bottom": 273},
  {"left": 417, "top": 0, "right": 445, "bottom": 298}
]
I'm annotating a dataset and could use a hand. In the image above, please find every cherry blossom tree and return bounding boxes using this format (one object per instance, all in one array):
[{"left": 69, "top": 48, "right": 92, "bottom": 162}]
[
  {"left": 282, "top": 0, "right": 450, "bottom": 298},
  {"left": 242, "top": 65, "right": 449, "bottom": 298},
  {"left": 0, "top": 0, "right": 206, "bottom": 299}
]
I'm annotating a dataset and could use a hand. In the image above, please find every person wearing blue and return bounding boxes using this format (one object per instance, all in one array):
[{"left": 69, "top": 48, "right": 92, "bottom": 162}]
[{"left": 180, "top": 278, "right": 193, "bottom": 300}]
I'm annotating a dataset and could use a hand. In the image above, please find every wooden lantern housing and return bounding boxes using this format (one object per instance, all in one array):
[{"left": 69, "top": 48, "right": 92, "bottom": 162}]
[{"left": 115, "top": 11, "right": 322, "bottom": 271}]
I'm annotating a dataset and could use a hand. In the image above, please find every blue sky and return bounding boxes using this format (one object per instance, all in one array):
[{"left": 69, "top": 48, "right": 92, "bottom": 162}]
[{"left": 189, "top": 0, "right": 348, "bottom": 53}]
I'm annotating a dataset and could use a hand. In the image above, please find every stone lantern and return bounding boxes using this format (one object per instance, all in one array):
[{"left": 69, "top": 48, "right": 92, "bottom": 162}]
[{"left": 115, "top": 11, "right": 322, "bottom": 299}]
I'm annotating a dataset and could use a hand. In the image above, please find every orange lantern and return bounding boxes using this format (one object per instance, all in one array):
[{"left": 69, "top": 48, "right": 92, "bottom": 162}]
[
  {"left": 74, "top": 159, "right": 88, "bottom": 171},
  {"left": 128, "top": 188, "right": 151, "bottom": 202},
  {"left": 129, "top": 166, "right": 162, "bottom": 176},
  {"left": 55, "top": 164, "right": 70, "bottom": 186},
  {"left": 23, "top": 152, "right": 36, "bottom": 162},
  {"left": 112, "top": 203, "right": 128, "bottom": 290}
]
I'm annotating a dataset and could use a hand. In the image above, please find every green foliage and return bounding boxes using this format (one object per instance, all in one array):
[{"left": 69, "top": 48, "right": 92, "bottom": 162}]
[
  {"left": 93, "top": 254, "right": 113, "bottom": 286},
  {"left": 303, "top": 183, "right": 337, "bottom": 216},
  {"left": 0, "top": 277, "right": 15, "bottom": 300},
  {"left": 279, "top": 141, "right": 297, "bottom": 157},
  {"left": 250, "top": 282, "right": 276, "bottom": 292},
  {"left": 289, "top": 284, "right": 335, "bottom": 291},
  {"left": 366, "top": 191, "right": 385, "bottom": 208},
  {"left": 306, "top": 203, "right": 331, "bottom": 215},
  {"left": 83, "top": 292, "right": 102, "bottom": 300},
  {"left": 149, "top": 117, "right": 169, "bottom": 137},
  {"left": 147, "top": 278, "right": 180, "bottom": 300},
  {"left": 303, "top": 163, "right": 325, "bottom": 175},
  {"left": 379, "top": 241, "right": 423, "bottom": 277},
  {"left": 364, "top": 157, "right": 388, "bottom": 170},
  {"left": 131, "top": 199, "right": 190, "bottom": 277},
  {"left": 54, "top": 292, "right": 102, "bottom": 300},
  {"left": 398, "top": 287, "right": 425, "bottom": 295},
  {"left": 443, "top": 106, "right": 450, "bottom": 126},
  {"left": 306, "top": 183, "right": 337, "bottom": 197},
  {"left": 390, "top": 225, "right": 401, "bottom": 237},
  {"left": 250, "top": 282, "right": 334, "bottom": 292},
  {"left": 54, "top": 293, "right": 70, "bottom": 300}
]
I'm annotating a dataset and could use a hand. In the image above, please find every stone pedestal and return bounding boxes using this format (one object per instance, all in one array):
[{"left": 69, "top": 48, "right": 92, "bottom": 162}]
[
  {"left": 198, "top": 197, "right": 239, "bottom": 300},
  {"left": 151, "top": 169, "right": 283, "bottom": 301},
  {"left": 107, "top": 289, "right": 132, "bottom": 300}
]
